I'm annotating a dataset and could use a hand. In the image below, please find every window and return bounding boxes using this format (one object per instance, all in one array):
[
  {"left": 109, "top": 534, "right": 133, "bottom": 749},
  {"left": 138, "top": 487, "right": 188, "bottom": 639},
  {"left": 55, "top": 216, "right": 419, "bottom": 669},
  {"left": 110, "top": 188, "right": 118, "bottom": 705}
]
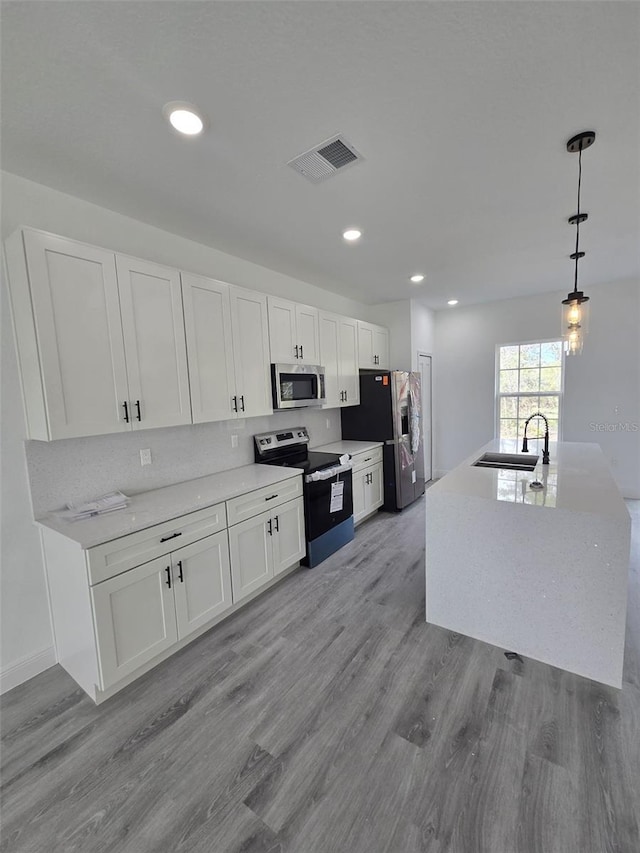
[{"left": 496, "top": 340, "right": 563, "bottom": 443}]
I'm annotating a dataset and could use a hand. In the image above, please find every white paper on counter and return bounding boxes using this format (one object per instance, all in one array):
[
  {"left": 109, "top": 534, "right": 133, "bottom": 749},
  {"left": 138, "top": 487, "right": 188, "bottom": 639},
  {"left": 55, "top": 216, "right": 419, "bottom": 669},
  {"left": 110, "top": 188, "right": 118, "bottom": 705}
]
[{"left": 330, "top": 481, "right": 344, "bottom": 513}]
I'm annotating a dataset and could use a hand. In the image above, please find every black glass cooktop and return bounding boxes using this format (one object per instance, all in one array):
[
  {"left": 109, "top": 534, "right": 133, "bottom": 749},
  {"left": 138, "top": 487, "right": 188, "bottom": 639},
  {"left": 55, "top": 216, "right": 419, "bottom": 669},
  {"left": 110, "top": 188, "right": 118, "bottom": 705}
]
[{"left": 261, "top": 450, "right": 341, "bottom": 475}]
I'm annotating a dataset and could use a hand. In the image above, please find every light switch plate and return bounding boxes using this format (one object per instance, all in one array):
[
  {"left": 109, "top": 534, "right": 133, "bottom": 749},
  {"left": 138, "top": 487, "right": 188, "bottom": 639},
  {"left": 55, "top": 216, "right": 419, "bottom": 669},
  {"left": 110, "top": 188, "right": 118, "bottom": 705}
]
[
  {"left": 231, "top": 435, "right": 238, "bottom": 449},
  {"left": 140, "top": 449, "right": 152, "bottom": 466}
]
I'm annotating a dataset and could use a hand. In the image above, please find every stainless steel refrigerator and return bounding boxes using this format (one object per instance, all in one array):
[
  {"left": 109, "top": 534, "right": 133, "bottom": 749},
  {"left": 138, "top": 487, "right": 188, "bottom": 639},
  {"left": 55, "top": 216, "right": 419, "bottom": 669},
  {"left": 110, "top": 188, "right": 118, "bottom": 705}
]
[{"left": 341, "top": 370, "right": 425, "bottom": 510}]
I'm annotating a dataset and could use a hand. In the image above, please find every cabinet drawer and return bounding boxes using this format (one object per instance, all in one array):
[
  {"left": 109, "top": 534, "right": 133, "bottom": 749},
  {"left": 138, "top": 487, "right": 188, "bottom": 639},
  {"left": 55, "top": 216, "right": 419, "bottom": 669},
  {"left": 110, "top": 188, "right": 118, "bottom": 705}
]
[
  {"left": 87, "top": 502, "right": 227, "bottom": 585},
  {"left": 226, "top": 476, "right": 302, "bottom": 527},
  {"left": 351, "top": 446, "right": 383, "bottom": 472}
]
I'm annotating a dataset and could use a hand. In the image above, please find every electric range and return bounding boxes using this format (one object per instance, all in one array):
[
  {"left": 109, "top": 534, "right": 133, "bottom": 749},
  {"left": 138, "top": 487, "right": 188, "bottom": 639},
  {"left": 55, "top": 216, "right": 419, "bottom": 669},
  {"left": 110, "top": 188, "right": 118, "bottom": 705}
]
[{"left": 254, "top": 426, "right": 354, "bottom": 567}]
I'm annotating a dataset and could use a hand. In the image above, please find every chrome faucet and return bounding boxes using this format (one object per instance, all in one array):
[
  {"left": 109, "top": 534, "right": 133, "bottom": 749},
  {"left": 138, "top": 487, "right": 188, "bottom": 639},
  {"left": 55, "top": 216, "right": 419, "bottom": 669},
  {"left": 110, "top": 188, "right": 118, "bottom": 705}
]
[{"left": 522, "top": 412, "right": 550, "bottom": 464}]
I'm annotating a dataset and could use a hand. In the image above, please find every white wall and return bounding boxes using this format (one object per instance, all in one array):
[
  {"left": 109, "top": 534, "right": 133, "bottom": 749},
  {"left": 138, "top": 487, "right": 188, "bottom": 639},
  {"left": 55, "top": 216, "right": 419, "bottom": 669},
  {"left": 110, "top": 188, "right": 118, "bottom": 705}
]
[
  {"left": 410, "top": 299, "right": 435, "bottom": 368},
  {"left": 0, "top": 171, "right": 370, "bottom": 689},
  {"left": 433, "top": 278, "right": 640, "bottom": 498},
  {"left": 1, "top": 266, "right": 55, "bottom": 686}
]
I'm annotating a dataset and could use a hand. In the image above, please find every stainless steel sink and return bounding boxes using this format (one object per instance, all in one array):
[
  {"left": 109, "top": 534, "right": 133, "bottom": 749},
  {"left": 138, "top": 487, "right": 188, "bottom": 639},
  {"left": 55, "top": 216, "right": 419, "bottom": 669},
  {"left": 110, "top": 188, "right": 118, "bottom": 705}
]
[{"left": 473, "top": 452, "right": 539, "bottom": 471}]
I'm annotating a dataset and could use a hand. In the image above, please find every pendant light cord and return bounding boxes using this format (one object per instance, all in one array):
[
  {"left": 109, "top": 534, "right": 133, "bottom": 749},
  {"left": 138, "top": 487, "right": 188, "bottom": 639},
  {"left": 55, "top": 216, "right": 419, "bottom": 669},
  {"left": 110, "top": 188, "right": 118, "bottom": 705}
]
[{"left": 573, "top": 146, "right": 583, "bottom": 294}]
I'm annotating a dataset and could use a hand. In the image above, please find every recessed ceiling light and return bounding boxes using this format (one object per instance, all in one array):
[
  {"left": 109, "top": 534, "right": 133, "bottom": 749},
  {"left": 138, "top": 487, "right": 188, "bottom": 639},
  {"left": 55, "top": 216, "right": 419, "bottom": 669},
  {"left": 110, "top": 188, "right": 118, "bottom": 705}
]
[
  {"left": 410, "top": 274, "right": 425, "bottom": 283},
  {"left": 342, "top": 229, "right": 362, "bottom": 242},
  {"left": 163, "top": 101, "right": 205, "bottom": 136},
  {"left": 448, "top": 299, "right": 459, "bottom": 306}
]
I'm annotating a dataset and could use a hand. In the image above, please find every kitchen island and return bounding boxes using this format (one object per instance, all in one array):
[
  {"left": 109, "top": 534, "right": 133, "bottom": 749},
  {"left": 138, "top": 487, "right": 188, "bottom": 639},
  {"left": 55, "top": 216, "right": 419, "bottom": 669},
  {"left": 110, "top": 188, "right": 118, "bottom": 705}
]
[{"left": 425, "top": 439, "right": 631, "bottom": 687}]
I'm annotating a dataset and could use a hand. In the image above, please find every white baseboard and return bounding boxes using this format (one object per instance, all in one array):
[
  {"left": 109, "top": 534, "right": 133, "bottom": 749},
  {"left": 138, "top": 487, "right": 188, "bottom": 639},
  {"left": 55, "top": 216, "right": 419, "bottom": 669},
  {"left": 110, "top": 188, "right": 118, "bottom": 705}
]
[{"left": 0, "top": 646, "right": 57, "bottom": 695}]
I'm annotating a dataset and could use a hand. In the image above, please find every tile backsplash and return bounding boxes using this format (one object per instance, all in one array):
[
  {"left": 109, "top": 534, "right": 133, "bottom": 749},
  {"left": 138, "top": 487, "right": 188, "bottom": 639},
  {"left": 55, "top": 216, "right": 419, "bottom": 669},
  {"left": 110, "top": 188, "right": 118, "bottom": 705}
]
[{"left": 26, "top": 409, "right": 341, "bottom": 516}]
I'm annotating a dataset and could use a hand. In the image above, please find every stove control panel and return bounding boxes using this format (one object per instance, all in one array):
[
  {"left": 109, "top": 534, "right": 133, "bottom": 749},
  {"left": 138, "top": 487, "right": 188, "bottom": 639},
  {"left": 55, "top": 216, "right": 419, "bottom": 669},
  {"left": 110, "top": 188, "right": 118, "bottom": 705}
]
[{"left": 254, "top": 426, "right": 309, "bottom": 455}]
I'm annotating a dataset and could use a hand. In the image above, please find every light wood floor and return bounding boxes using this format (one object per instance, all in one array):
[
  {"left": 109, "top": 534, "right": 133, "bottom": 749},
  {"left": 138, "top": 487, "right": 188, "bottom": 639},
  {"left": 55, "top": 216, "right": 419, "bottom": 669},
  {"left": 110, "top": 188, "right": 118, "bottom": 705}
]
[{"left": 2, "top": 498, "right": 639, "bottom": 853}]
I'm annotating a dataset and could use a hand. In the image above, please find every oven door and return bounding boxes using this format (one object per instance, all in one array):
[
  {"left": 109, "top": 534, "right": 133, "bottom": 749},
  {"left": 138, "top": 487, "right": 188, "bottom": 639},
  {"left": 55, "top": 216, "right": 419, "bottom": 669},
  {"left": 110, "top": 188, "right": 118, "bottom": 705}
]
[
  {"left": 304, "top": 470, "right": 353, "bottom": 542},
  {"left": 271, "top": 363, "right": 326, "bottom": 409}
]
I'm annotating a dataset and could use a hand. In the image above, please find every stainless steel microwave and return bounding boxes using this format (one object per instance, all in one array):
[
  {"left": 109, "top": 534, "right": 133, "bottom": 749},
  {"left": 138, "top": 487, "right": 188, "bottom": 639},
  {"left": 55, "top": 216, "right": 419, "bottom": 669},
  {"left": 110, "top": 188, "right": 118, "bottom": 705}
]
[{"left": 271, "top": 363, "right": 326, "bottom": 409}]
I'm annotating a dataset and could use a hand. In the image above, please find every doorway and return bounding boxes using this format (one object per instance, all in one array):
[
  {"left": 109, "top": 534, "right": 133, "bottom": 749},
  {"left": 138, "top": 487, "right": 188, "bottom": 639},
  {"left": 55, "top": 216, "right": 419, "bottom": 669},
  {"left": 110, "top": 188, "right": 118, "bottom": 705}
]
[{"left": 417, "top": 353, "right": 432, "bottom": 482}]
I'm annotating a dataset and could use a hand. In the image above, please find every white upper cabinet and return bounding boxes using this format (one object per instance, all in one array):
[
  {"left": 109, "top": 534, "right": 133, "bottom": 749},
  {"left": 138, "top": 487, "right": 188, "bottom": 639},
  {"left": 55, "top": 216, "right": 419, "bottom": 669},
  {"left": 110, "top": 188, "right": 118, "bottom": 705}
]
[
  {"left": 358, "top": 321, "right": 390, "bottom": 369},
  {"left": 6, "top": 229, "right": 191, "bottom": 439},
  {"left": 181, "top": 273, "right": 236, "bottom": 423},
  {"left": 267, "top": 297, "right": 297, "bottom": 363},
  {"left": 229, "top": 286, "right": 272, "bottom": 418},
  {"left": 295, "top": 303, "right": 320, "bottom": 365},
  {"left": 319, "top": 312, "right": 341, "bottom": 408},
  {"left": 6, "top": 230, "right": 131, "bottom": 440},
  {"left": 319, "top": 311, "right": 360, "bottom": 408},
  {"left": 340, "top": 317, "right": 360, "bottom": 406},
  {"left": 116, "top": 256, "right": 191, "bottom": 430},
  {"left": 267, "top": 297, "right": 320, "bottom": 365}
]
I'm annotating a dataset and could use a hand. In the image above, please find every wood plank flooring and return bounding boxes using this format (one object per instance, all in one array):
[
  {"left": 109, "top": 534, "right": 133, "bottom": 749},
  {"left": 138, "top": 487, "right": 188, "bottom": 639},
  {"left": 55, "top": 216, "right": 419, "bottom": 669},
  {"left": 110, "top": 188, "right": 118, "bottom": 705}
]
[{"left": 2, "top": 497, "right": 639, "bottom": 853}]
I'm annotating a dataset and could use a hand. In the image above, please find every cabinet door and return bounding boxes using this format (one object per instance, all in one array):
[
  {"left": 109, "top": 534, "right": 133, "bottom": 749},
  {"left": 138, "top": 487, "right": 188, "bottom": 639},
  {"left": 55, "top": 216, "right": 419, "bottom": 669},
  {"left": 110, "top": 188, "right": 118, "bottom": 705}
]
[
  {"left": 373, "top": 327, "right": 390, "bottom": 369},
  {"left": 91, "top": 556, "right": 178, "bottom": 689},
  {"left": 182, "top": 273, "right": 236, "bottom": 423},
  {"left": 172, "top": 531, "right": 233, "bottom": 640},
  {"left": 272, "top": 498, "right": 306, "bottom": 576},
  {"left": 267, "top": 297, "right": 297, "bottom": 363},
  {"left": 116, "top": 256, "right": 191, "bottom": 430},
  {"left": 22, "top": 231, "right": 130, "bottom": 439},
  {"left": 319, "top": 312, "right": 341, "bottom": 408},
  {"left": 368, "top": 462, "right": 384, "bottom": 511},
  {"left": 339, "top": 317, "right": 360, "bottom": 407},
  {"left": 352, "top": 467, "right": 369, "bottom": 525},
  {"left": 295, "top": 304, "right": 320, "bottom": 365},
  {"left": 228, "top": 510, "right": 273, "bottom": 603},
  {"left": 357, "top": 322, "right": 375, "bottom": 368},
  {"left": 230, "top": 287, "right": 273, "bottom": 418}
]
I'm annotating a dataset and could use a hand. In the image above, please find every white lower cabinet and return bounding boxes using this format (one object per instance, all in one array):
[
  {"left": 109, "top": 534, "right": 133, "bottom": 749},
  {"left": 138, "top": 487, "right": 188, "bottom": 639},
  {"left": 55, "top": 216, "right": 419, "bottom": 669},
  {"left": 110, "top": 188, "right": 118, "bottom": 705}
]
[
  {"left": 351, "top": 448, "right": 384, "bottom": 525},
  {"left": 92, "top": 555, "right": 179, "bottom": 689},
  {"left": 272, "top": 498, "right": 306, "bottom": 577},
  {"left": 91, "top": 529, "right": 233, "bottom": 690},
  {"left": 173, "top": 531, "right": 233, "bottom": 640},
  {"left": 228, "top": 509, "right": 273, "bottom": 602},
  {"left": 228, "top": 497, "right": 305, "bottom": 602},
  {"left": 42, "top": 475, "right": 305, "bottom": 702}
]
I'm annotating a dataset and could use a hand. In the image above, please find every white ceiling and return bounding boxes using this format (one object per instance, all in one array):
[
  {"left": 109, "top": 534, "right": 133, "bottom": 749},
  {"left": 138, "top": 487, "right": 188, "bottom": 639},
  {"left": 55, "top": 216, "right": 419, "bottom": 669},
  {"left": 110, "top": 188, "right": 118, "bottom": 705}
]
[{"left": 2, "top": 1, "right": 639, "bottom": 308}]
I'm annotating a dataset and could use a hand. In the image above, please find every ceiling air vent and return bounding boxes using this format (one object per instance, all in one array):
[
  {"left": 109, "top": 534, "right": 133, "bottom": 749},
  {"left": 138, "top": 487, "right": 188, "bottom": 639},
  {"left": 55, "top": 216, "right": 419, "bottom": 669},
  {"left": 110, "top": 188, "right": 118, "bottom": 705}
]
[{"left": 287, "top": 135, "right": 363, "bottom": 183}]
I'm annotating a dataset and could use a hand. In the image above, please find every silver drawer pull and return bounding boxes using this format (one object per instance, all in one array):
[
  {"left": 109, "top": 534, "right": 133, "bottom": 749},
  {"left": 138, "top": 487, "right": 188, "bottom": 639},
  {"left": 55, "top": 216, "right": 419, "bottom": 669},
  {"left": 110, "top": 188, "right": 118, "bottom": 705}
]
[{"left": 160, "top": 532, "right": 182, "bottom": 543}]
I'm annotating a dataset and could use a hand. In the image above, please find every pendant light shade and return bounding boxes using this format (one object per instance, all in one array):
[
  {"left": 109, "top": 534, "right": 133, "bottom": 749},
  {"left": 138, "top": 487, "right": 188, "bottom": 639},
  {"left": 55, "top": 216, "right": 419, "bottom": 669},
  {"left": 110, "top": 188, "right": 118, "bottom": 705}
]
[
  {"left": 561, "top": 291, "right": 589, "bottom": 355},
  {"left": 562, "top": 131, "right": 595, "bottom": 356}
]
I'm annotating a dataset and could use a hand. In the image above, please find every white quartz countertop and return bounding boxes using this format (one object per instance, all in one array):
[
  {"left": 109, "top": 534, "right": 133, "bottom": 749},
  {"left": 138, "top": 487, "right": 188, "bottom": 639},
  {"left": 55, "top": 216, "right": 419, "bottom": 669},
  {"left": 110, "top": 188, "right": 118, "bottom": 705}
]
[
  {"left": 314, "top": 440, "right": 384, "bottom": 456},
  {"left": 36, "top": 464, "right": 304, "bottom": 549},
  {"left": 431, "top": 439, "right": 629, "bottom": 518}
]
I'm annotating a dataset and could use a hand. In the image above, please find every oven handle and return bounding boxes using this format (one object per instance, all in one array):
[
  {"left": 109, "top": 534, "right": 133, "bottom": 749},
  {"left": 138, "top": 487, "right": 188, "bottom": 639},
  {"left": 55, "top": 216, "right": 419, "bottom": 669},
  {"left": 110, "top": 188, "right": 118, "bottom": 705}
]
[{"left": 305, "top": 461, "right": 353, "bottom": 483}]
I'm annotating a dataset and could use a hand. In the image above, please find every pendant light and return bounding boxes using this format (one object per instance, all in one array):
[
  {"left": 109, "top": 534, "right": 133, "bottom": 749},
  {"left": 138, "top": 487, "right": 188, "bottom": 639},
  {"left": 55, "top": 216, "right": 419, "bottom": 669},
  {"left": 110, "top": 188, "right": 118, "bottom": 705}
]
[{"left": 562, "top": 130, "right": 595, "bottom": 356}]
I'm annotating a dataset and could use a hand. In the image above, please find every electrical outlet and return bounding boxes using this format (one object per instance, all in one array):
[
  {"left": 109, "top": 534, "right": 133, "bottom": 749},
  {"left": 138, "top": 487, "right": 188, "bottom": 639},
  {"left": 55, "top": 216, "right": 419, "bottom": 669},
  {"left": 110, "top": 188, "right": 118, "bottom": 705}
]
[
  {"left": 140, "top": 449, "right": 152, "bottom": 466},
  {"left": 326, "top": 418, "right": 331, "bottom": 429},
  {"left": 231, "top": 435, "right": 238, "bottom": 449}
]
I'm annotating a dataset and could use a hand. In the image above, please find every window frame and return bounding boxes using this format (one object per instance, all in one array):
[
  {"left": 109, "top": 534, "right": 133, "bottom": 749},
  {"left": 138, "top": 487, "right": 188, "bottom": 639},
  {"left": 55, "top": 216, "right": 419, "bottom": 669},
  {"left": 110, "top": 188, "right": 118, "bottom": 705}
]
[{"left": 494, "top": 338, "right": 565, "bottom": 444}]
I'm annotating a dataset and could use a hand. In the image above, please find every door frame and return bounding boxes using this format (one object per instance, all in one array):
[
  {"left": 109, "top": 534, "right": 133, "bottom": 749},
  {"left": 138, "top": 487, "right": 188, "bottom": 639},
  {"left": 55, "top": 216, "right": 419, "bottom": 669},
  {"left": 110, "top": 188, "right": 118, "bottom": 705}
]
[{"left": 417, "top": 351, "right": 433, "bottom": 482}]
